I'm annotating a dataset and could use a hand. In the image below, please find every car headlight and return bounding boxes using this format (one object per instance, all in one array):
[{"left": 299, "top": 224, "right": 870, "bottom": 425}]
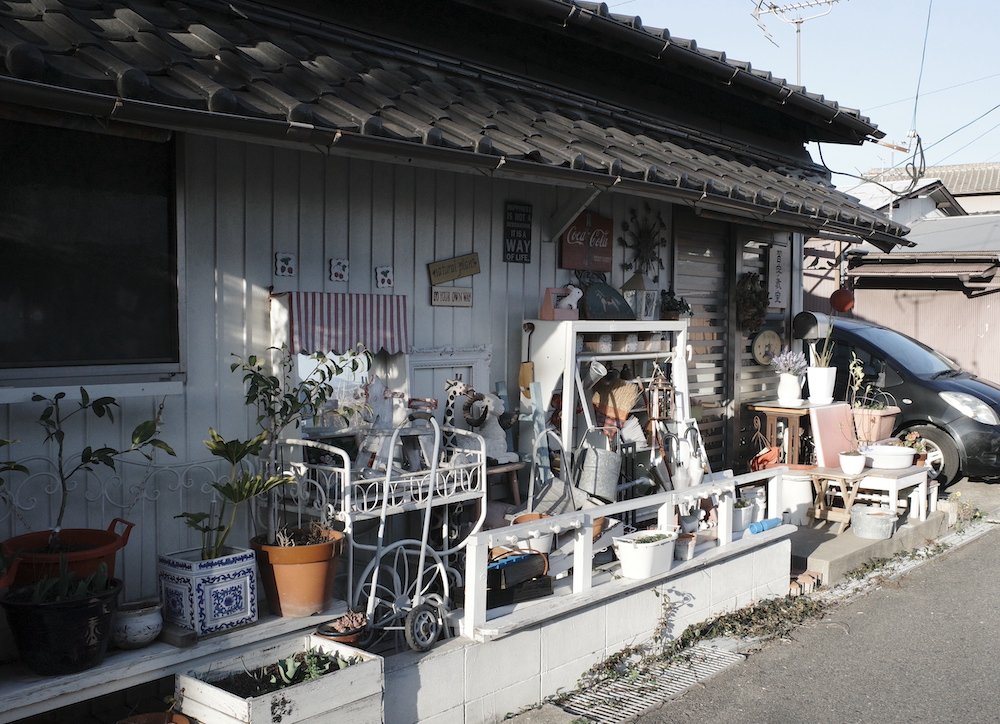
[{"left": 940, "top": 391, "right": 1000, "bottom": 425}]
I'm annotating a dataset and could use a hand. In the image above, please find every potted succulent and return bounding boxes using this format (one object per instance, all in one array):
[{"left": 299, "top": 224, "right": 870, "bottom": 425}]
[
  {"left": 732, "top": 498, "right": 755, "bottom": 532},
  {"left": 770, "top": 348, "right": 808, "bottom": 407},
  {"left": 0, "top": 559, "right": 123, "bottom": 676},
  {"left": 174, "top": 633, "right": 383, "bottom": 724},
  {"left": 2, "top": 392, "right": 174, "bottom": 587},
  {"left": 848, "top": 352, "right": 901, "bottom": 444},
  {"left": 158, "top": 430, "right": 293, "bottom": 636},
  {"left": 899, "top": 430, "right": 929, "bottom": 465},
  {"left": 317, "top": 609, "right": 368, "bottom": 646},
  {"left": 612, "top": 527, "right": 679, "bottom": 579}
]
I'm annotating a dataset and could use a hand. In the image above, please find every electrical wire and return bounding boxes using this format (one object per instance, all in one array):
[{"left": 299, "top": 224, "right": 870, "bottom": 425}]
[{"left": 909, "top": 0, "right": 935, "bottom": 133}]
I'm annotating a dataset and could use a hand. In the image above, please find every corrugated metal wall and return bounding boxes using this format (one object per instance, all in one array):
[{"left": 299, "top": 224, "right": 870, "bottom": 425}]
[{"left": 852, "top": 287, "right": 1000, "bottom": 382}]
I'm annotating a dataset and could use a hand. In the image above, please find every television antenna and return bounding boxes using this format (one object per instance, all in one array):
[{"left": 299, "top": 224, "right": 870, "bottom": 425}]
[{"left": 752, "top": 1, "right": 846, "bottom": 85}]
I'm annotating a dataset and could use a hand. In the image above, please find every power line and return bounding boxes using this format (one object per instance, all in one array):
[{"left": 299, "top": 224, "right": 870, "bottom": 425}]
[
  {"left": 909, "top": 0, "right": 934, "bottom": 132},
  {"left": 865, "top": 73, "right": 1000, "bottom": 112}
]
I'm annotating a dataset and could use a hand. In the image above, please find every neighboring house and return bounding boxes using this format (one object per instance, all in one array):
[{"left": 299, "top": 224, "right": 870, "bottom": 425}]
[
  {"left": 844, "top": 214, "right": 1000, "bottom": 382},
  {"left": 805, "top": 162, "right": 1000, "bottom": 381},
  {"left": 869, "top": 162, "right": 1000, "bottom": 214},
  {"left": 0, "top": 0, "right": 906, "bottom": 692}
]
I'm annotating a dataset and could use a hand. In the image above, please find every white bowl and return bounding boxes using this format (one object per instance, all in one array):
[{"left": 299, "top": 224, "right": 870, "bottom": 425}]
[{"left": 864, "top": 445, "right": 916, "bottom": 469}]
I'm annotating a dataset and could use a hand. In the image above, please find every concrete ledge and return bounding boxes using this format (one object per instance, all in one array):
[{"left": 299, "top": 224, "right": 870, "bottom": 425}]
[{"left": 790, "top": 510, "right": 948, "bottom": 583}]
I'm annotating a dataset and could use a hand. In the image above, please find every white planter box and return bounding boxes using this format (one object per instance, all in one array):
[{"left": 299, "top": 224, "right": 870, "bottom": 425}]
[
  {"left": 158, "top": 547, "right": 258, "bottom": 636},
  {"left": 733, "top": 504, "right": 755, "bottom": 532},
  {"left": 613, "top": 528, "right": 677, "bottom": 579},
  {"left": 176, "top": 634, "right": 384, "bottom": 724}
]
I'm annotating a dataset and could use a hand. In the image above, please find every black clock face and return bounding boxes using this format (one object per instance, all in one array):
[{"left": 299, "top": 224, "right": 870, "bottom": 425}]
[{"left": 753, "top": 330, "right": 781, "bottom": 365}]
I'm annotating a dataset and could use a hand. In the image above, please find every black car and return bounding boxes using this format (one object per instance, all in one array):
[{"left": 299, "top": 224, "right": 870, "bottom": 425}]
[{"left": 809, "top": 316, "right": 1000, "bottom": 485}]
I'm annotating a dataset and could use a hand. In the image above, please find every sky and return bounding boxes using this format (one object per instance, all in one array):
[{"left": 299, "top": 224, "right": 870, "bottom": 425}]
[{"left": 605, "top": 0, "right": 1000, "bottom": 193}]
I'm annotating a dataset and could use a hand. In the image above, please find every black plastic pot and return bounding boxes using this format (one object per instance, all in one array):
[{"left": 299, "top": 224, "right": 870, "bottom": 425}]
[{"left": 0, "top": 578, "right": 123, "bottom": 676}]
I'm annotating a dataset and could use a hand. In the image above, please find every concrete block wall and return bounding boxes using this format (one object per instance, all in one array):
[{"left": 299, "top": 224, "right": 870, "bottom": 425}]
[{"left": 384, "top": 536, "right": 791, "bottom": 724}]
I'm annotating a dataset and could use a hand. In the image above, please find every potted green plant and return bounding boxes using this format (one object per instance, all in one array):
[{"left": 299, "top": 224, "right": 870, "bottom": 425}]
[
  {"left": 2, "top": 391, "right": 174, "bottom": 586},
  {"left": 659, "top": 288, "right": 692, "bottom": 320},
  {"left": 174, "top": 633, "right": 383, "bottom": 724},
  {"left": 805, "top": 322, "right": 837, "bottom": 405},
  {"left": 0, "top": 559, "right": 123, "bottom": 675},
  {"left": 848, "top": 352, "right": 901, "bottom": 445},
  {"left": 736, "top": 272, "right": 770, "bottom": 334},
  {"left": 233, "top": 345, "right": 369, "bottom": 618},
  {"left": 838, "top": 419, "right": 866, "bottom": 475},
  {"left": 158, "top": 430, "right": 293, "bottom": 636}
]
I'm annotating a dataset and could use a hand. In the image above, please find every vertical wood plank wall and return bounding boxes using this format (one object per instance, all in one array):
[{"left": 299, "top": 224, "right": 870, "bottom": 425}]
[{"left": 0, "top": 132, "right": 796, "bottom": 598}]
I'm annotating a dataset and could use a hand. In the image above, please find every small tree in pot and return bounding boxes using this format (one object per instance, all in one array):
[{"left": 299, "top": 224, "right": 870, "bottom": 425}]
[
  {"left": 2, "top": 392, "right": 174, "bottom": 586},
  {"left": 233, "top": 345, "right": 371, "bottom": 617}
]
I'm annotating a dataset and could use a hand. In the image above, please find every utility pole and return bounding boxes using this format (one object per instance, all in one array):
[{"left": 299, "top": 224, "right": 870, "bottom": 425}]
[{"left": 752, "top": 0, "right": 845, "bottom": 85}]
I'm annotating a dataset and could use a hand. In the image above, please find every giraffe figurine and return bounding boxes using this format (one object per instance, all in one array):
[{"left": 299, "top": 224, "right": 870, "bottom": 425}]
[{"left": 442, "top": 378, "right": 472, "bottom": 449}]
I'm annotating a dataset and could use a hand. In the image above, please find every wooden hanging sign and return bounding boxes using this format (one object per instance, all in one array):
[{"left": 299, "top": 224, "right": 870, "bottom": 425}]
[
  {"left": 431, "top": 286, "right": 473, "bottom": 307},
  {"left": 428, "top": 253, "right": 481, "bottom": 284}
]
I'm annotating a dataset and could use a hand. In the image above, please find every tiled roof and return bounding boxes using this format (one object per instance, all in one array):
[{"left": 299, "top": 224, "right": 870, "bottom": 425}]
[
  {"left": 869, "top": 163, "right": 1000, "bottom": 196},
  {"left": 0, "top": 0, "right": 908, "bottom": 247}
]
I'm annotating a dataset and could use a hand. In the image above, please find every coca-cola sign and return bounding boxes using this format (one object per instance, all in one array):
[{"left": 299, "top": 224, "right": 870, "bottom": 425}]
[{"left": 560, "top": 211, "right": 613, "bottom": 271}]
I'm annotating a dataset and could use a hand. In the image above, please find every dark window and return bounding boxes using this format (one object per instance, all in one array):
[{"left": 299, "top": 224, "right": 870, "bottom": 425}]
[{"left": 0, "top": 119, "right": 178, "bottom": 376}]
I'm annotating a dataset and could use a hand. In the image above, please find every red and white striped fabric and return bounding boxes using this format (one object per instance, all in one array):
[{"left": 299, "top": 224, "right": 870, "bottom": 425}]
[{"left": 283, "top": 292, "right": 408, "bottom": 355}]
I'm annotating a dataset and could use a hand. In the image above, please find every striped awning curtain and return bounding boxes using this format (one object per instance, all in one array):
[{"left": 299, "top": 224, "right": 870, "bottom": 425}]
[{"left": 284, "top": 292, "right": 409, "bottom": 355}]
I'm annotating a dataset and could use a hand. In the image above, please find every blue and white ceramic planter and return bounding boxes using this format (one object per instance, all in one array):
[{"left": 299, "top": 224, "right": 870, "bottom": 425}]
[{"left": 158, "top": 547, "right": 258, "bottom": 636}]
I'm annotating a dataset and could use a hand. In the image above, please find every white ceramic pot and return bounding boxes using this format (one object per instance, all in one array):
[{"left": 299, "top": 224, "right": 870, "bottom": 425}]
[
  {"left": 839, "top": 451, "right": 866, "bottom": 476},
  {"left": 807, "top": 366, "right": 837, "bottom": 405},
  {"left": 613, "top": 529, "right": 678, "bottom": 579},
  {"left": 112, "top": 600, "right": 163, "bottom": 649},
  {"left": 777, "top": 372, "right": 803, "bottom": 406}
]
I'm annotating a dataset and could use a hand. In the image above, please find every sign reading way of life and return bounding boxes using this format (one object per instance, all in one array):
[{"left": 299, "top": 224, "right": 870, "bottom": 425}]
[{"left": 503, "top": 201, "right": 532, "bottom": 263}]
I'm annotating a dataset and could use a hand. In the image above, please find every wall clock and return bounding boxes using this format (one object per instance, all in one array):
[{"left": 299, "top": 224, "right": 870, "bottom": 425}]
[{"left": 751, "top": 329, "right": 781, "bottom": 365}]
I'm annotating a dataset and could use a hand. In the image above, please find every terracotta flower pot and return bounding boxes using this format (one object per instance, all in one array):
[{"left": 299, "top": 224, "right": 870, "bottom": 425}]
[
  {"left": 252, "top": 529, "right": 346, "bottom": 617},
  {"left": 3, "top": 519, "right": 134, "bottom": 587}
]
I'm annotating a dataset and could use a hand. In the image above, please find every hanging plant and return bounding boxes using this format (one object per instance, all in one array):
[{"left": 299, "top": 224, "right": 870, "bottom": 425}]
[
  {"left": 736, "top": 272, "right": 770, "bottom": 334},
  {"left": 618, "top": 202, "right": 667, "bottom": 281}
]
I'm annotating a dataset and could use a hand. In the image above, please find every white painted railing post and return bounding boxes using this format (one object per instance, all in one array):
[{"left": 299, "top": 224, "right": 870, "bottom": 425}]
[
  {"left": 573, "top": 514, "right": 593, "bottom": 594},
  {"left": 462, "top": 533, "right": 489, "bottom": 641},
  {"left": 716, "top": 490, "right": 733, "bottom": 547}
]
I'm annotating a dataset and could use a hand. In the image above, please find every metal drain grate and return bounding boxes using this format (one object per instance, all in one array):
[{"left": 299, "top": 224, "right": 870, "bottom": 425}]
[{"left": 559, "top": 646, "right": 745, "bottom": 724}]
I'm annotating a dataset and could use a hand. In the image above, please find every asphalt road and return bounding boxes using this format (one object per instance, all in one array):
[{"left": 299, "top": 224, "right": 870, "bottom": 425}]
[{"left": 636, "top": 478, "right": 1000, "bottom": 724}]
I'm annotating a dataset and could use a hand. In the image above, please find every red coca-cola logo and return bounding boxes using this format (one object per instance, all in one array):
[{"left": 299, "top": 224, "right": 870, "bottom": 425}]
[
  {"left": 565, "top": 224, "right": 610, "bottom": 247},
  {"left": 560, "top": 212, "right": 613, "bottom": 272}
]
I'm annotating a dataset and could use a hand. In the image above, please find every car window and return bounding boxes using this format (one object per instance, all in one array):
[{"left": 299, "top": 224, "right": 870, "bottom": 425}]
[{"left": 842, "top": 325, "right": 958, "bottom": 378}]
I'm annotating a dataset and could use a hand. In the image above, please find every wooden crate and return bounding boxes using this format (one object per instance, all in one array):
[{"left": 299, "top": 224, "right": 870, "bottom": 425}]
[{"left": 176, "top": 634, "right": 383, "bottom": 724}]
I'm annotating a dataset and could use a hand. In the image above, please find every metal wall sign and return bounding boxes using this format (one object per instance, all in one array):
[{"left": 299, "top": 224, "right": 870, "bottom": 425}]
[
  {"left": 428, "top": 253, "right": 481, "bottom": 284},
  {"left": 768, "top": 245, "right": 788, "bottom": 309},
  {"left": 503, "top": 201, "right": 532, "bottom": 263},
  {"left": 560, "top": 211, "right": 613, "bottom": 272},
  {"left": 431, "top": 286, "right": 473, "bottom": 307}
]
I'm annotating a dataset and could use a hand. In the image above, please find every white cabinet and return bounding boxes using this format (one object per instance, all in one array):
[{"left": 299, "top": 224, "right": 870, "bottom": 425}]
[{"left": 523, "top": 319, "right": 691, "bottom": 457}]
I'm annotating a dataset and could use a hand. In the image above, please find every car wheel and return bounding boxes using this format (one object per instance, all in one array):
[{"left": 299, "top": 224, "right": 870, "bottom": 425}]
[{"left": 908, "top": 425, "right": 960, "bottom": 486}]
